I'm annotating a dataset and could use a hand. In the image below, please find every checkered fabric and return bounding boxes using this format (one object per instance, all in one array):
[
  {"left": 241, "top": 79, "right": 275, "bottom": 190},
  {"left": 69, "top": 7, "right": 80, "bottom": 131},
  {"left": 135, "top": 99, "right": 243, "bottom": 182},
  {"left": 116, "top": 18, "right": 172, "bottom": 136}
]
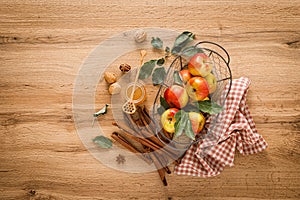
[{"left": 174, "top": 77, "right": 268, "bottom": 177}]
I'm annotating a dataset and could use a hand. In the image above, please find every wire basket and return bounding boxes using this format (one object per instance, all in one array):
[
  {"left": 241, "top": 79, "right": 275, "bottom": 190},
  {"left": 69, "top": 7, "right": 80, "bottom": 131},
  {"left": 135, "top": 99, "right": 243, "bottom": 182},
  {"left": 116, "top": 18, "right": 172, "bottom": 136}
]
[{"left": 151, "top": 41, "right": 232, "bottom": 151}]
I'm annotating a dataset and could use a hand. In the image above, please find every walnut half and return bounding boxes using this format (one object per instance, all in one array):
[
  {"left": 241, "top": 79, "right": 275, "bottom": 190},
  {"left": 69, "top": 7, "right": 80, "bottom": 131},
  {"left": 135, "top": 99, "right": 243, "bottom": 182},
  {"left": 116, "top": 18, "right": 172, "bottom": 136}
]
[{"left": 119, "top": 63, "right": 131, "bottom": 73}]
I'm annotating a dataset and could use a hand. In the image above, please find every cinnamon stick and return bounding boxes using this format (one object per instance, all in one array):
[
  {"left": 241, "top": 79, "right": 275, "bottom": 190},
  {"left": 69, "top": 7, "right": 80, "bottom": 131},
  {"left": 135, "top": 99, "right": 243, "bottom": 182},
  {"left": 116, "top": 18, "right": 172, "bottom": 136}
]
[
  {"left": 140, "top": 129, "right": 165, "bottom": 148},
  {"left": 136, "top": 109, "right": 167, "bottom": 147},
  {"left": 123, "top": 112, "right": 141, "bottom": 134},
  {"left": 137, "top": 108, "right": 163, "bottom": 142},
  {"left": 136, "top": 106, "right": 154, "bottom": 134},
  {"left": 111, "top": 132, "right": 152, "bottom": 164},
  {"left": 153, "top": 151, "right": 171, "bottom": 174},
  {"left": 123, "top": 107, "right": 165, "bottom": 150},
  {"left": 124, "top": 113, "right": 159, "bottom": 147},
  {"left": 162, "top": 129, "right": 173, "bottom": 140},
  {"left": 112, "top": 121, "right": 178, "bottom": 161},
  {"left": 112, "top": 122, "right": 160, "bottom": 150},
  {"left": 173, "top": 149, "right": 188, "bottom": 165},
  {"left": 139, "top": 106, "right": 175, "bottom": 148},
  {"left": 141, "top": 106, "right": 158, "bottom": 133},
  {"left": 113, "top": 120, "right": 164, "bottom": 150},
  {"left": 149, "top": 153, "right": 167, "bottom": 186}
]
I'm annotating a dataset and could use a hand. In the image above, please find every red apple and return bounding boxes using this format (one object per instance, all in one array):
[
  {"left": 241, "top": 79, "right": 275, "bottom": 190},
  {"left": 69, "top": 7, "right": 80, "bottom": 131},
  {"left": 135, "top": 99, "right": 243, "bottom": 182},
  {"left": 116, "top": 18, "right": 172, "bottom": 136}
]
[
  {"left": 161, "top": 108, "right": 179, "bottom": 133},
  {"left": 164, "top": 85, "right": 189, "bottom": 108},
  {"left": 179, "top": 69, "right": 192, "bottom": 84},
  {"left": 186, "top": 77, "right": 209, "bottom": 101},
  {"left": 204, "top": 73, "right": 217, "bottom": 94},
  {"left": 189, "top": 112, "right": 206, "bottom": 134},
  {"left": 188, "top": 53, "right": 213, "bottom": 77}
]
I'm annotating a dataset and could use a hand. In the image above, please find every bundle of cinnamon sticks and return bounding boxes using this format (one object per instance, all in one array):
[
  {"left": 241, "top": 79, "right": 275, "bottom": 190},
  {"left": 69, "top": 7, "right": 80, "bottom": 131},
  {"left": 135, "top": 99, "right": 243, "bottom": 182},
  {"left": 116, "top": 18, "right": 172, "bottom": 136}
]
[{"left": 111, "top": 106, "right": 184, "bottom": 186}]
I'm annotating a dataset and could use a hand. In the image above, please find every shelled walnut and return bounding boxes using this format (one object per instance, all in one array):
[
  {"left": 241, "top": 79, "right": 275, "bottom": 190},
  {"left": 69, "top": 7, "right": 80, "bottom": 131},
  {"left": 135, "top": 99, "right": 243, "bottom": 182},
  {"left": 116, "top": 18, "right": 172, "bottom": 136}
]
[{"left": 119, "top": 63, "right": 131, "bottom": 73}]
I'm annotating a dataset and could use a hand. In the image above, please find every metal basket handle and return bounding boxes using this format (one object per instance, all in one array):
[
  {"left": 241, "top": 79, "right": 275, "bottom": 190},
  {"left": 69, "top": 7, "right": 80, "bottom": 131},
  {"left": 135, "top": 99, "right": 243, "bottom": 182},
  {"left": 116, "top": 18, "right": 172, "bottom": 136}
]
[{"left": 195, "top": 41, "right": 230, "bottom": 65}]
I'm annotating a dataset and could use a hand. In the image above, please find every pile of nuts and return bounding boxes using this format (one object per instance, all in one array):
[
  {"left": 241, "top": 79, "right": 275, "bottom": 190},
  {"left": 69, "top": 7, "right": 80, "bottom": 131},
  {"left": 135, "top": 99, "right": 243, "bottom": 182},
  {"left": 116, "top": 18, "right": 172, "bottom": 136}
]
[
  {"left": 104, "top": 29, "right": 146, "bottom": 95},
  {"left": 104, "top": 63, "right": 132, "bottom": 95}
]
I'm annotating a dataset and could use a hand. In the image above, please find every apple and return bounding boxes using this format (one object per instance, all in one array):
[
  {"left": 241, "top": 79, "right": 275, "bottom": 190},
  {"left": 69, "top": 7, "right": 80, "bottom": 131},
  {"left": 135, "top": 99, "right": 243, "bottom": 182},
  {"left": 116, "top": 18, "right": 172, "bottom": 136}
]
[
  {"left": 186, "top": 77, "right": 209, "bottom": 101},
  {"left": 204, "top": 73, "right": 217, "bottom": 94},
  {"left": 189, "top": 112, "right": 206, "bottom": 134},
  {"left": 179, "top": 69, "right": 192, "bottom": 84},
  {"left": 161, "top": 108, "right": 179, "bottom": 133},
  {"left": 188, "top": 53, "right": 213, "bottom": 77},
  {"left": 164, "top": 85, "right": 189, "bottom": 108}
]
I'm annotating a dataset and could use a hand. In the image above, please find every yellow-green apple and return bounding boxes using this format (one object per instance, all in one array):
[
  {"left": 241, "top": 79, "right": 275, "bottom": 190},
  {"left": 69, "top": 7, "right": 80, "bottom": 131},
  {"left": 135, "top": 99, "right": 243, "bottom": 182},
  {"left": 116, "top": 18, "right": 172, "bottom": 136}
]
[
  {"left": 161, "top": 108, "right": 179, "bottom": 133},
  {"left": 204, "top": 73, "right": 217, "bottom": 94},
  {"left": 188, "top": 53, "right": 213, "bottom": 77},
  {"left": 188, "top": 112, "right": 206, "bottom": 134},
  {"left": 164, "top": 85, "right": 189, "bottom": 108},
  {"left": 186, "top": 77, "right": 209, "bottom": 101},
  {"left": 179, "top": 69, "right": 192, "bottom": 84}
]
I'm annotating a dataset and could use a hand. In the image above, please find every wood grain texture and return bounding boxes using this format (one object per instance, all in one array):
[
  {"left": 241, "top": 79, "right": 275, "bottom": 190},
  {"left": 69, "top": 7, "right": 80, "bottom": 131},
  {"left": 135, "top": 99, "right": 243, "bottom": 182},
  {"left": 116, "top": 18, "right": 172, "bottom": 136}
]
[{"left": 0, "top": 0, "right": 299, "bottom": 199}]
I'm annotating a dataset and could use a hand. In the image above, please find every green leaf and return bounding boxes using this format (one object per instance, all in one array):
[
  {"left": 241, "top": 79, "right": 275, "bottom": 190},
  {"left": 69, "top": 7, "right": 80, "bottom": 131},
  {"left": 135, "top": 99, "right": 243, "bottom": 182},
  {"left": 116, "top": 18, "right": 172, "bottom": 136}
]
[
  {"left": 160, "top": 96, "right": 170, "bottom": 109},
  {"left": 171, "top": 46, "right": 182, "bottom": 55},
  {"left": 157, "top": 96, "right": 170, "bottom": 115},
  {"left": 138, "top": 60, "right": 157, "bottom": 80},
  {"left": 156, "top": 58, "right": 165, "bottom": 66},
  {"left": 152, "top": 67, "right": 166, "bottom": 86},
  {"left": 174, "top": 110, "right": 187, "bottom": 138},
  {"left": 93, "top": 135, "right": 112, "bottom": 148},
  {"left": 174, "top": 110, "right": 195, "bottom": 140},
  {"left": 196, "top": 100, "right": 223, "bottom": 114},
  {"left": 181, "top": 46, "right": 204, "bottom": 58},
  {"left": 173, "top": 71, "right": 183, "bottom": 85},
  {"left": 182, "top": 103, "right": 199, "bottom": 113},
  {"left": 93, "top": 104, "right": 109, "bottom": 117},
  {"left": 171, "top": 31, "right": 195, "bottom": 54},
  {"left": 151, "top": 37, "right": 163, "bottom": 49},
  {"left": 185, "top": 117, "right": 195, "bottom": 140}
]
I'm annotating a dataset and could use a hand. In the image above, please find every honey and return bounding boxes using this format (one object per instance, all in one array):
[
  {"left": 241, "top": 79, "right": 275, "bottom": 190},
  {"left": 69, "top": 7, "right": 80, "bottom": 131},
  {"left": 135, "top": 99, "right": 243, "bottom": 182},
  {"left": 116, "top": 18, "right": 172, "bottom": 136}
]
[{"left": 125, "top": 81, "right": 146, "bottom": 105}]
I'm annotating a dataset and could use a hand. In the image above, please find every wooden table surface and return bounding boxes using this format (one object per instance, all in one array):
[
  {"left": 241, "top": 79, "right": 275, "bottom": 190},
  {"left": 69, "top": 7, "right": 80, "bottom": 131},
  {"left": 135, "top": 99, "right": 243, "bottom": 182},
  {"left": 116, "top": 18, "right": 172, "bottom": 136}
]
[{"left": 1, "top": 0, "right": 299, "bottom": 199}]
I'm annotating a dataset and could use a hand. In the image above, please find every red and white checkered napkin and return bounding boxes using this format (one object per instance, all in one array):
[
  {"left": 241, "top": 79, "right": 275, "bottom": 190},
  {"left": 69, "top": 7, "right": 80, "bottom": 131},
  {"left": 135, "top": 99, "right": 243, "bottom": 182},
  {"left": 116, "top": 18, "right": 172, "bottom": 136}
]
[{"left": 174, "top": 77, "right": 268, "bottom": 177}]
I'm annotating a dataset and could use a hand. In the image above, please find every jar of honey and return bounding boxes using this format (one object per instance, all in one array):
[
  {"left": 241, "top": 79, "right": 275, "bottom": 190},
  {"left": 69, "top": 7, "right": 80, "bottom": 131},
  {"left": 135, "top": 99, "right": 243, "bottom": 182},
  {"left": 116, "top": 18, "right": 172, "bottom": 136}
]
[{"left": 125, "top": 81, "right": 146, "bottom": 105}]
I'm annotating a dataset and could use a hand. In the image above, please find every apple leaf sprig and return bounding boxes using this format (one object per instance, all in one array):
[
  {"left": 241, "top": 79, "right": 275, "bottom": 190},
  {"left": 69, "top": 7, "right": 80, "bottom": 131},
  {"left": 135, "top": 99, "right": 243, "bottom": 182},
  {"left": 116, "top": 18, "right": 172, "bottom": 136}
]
[
  {"left": 138, "top": 31, "right": 203, "bottom": 86},
  {"left": 194, "top": 100, "right": 223, "bottom": 114},
  {"left": 174, "top": 110, "right": 195, "bottom": 140},
  {"left": 138, "top": 59, "right": 166, "bottom": 86},
  {"left": 152, "top": 31, "right": 204, "bottom": 57}
]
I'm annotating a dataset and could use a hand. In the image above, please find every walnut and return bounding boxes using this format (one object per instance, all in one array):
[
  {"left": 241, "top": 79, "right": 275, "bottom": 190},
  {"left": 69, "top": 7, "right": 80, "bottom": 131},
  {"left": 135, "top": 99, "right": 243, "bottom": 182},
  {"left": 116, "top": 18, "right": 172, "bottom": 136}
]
[
  {"left": 104, "top": 72, "right": 117, "bottom": 84},
  {"left": 108, "top": 82, "right": 121, "bottom": 95},
  {"left": 119, "top": 63, "right": 131, "bottom": 73},
  {"left": 134, "top": 29, "right": 147, "bottom": 43}
]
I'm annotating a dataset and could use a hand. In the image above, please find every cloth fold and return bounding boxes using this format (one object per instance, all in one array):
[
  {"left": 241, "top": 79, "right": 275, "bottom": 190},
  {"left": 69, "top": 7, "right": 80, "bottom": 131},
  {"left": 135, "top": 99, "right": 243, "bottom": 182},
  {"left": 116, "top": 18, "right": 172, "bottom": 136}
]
[{"left": 174, "top": 77, "right": 268, "bottom": 177}]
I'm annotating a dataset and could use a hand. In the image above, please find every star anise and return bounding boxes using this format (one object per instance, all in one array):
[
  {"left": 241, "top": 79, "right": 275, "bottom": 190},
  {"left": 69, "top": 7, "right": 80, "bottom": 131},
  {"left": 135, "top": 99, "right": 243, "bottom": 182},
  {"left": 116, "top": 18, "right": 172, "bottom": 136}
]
[{"left": 116, "top": 154, "right": 126, "bottom": 164}]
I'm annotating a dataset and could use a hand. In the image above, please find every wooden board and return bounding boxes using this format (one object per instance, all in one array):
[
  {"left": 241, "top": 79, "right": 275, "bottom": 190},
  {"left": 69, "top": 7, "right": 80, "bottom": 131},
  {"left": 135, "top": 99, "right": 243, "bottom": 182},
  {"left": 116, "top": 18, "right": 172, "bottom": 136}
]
[{"left": 0, "top": 0, "right": 299, "bottom": 199}]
